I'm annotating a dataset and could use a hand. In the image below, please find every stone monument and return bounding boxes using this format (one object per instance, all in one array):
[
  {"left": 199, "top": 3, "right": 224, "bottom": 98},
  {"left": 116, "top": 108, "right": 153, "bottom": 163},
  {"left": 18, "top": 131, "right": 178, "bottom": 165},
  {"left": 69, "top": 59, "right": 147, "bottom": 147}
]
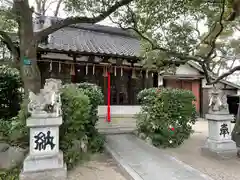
[
  {"left": 201, "top": 87, "right": 237, "bottom": 159},
  {"left": 20, "top": 78, "right": 67, "bottom": 180}
]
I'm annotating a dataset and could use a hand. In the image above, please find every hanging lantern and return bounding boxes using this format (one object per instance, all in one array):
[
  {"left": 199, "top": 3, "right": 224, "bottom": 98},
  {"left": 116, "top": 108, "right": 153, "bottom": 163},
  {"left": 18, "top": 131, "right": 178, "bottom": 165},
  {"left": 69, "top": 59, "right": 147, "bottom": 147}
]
[
  {"left": 58, "top": 61, "right": 61, "bottom": 73},
  {"left": 102, "top": 66, "right": 108, "bottom": 77},
  {"left": 114, "top": 66, "right": 117, "bottom": 76},
  {"left": 131, "top": 68, "right": 137, "bottom": 79},
  {"left": 70, "top": 63, "right": 75, "bottom": 75},
  {"left": 151, "top": 72, "right": 154, "bottom": 77},
  {"left": 121, "top": 67, "right": 123, "bottom": 77},
  {"left": 86, "top": 64, "right": 88, "bottom": 75},
  {"left": 93, "top": 64, "right": 95, "bottom": 75},
  {"left": 49, "top": 61, "right": 52, "bottom": 72},
  {"left": 145, "top": 69, "right": 148, "bottom": 78}
]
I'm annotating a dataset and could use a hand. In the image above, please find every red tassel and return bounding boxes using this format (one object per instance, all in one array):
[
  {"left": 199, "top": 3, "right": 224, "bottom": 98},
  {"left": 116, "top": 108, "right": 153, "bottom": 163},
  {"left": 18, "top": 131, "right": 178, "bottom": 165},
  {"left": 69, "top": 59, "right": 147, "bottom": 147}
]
[{"left": 107, "top": 71, "right": 111, "bottom": 122}]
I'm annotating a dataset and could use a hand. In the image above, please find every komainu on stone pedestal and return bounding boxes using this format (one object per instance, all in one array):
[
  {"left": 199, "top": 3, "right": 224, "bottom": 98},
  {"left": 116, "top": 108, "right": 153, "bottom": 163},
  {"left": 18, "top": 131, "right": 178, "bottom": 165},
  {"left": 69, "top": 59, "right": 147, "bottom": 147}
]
[
  {"left": 20, "top": 78, "right": 66, "bottom": 180},
  {"left": 201, "top": 87, "right": 237, "bottom": 159}
]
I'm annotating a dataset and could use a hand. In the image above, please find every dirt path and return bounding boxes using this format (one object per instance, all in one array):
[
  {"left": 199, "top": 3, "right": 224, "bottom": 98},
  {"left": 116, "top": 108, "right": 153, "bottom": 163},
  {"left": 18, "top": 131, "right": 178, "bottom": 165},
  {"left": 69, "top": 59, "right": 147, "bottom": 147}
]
[
  {"left": 68, "top": 153, "right": 126, "bottom": 180},
  {"left": 162, "top": 121, "right": 240, "bottom": 180}
]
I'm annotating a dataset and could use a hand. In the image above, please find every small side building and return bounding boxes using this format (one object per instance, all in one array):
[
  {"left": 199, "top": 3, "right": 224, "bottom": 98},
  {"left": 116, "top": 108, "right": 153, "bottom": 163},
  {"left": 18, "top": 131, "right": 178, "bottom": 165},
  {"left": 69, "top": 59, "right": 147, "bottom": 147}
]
[{"left": 163, "top": 61, "right": 240, "bottom": 117}]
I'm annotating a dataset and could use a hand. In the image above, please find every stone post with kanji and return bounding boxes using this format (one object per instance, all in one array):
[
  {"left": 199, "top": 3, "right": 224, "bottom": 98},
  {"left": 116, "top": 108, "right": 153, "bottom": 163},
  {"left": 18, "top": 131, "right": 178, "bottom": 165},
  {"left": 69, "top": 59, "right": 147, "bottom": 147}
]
[
  {"left": 201, "top": 87, "right": 237, "bottom": 159},
  {"left": 20, "top": 78, "right": 67, "bottom": 180}
]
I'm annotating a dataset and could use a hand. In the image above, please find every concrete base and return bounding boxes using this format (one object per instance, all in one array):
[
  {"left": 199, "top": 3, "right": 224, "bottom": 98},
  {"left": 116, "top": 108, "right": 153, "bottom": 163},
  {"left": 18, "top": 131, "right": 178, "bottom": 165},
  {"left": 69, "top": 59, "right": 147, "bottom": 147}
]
[
  {"left": 201, "top": 146, "right": 237, "bottom": 160},
  {"left": 201, "top": 139, "right": 237, "bottom": 159},
  {"left": 19, "top": 163, "right": 67, "bottom": 180},
  {"left": 23, "top": 151, "right": 64, "bottom": 172}
]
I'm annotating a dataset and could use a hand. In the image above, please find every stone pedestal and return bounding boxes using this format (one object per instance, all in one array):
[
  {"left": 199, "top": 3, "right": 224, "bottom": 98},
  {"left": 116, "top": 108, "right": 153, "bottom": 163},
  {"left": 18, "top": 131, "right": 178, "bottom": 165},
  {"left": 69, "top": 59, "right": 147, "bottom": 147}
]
[
  {"left": 201, "top": 113, "right": 237, "bottom": 159},
  {"left": 20, "top": 117, "right": 67, "bottom": 180}
]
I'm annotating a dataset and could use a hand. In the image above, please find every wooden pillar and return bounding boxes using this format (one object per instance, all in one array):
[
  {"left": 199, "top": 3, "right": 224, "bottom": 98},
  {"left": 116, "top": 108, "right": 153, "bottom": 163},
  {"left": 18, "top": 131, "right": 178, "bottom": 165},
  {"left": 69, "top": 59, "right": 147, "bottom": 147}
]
[
  {"left": 116, "top": 68, "right": 120, "bottom": 105},
  {"left": 104, "top": 72, "right": 108, "bottom": 105},
  {"left": 127, "top": 69, "right": 132, "bottom": 105}
]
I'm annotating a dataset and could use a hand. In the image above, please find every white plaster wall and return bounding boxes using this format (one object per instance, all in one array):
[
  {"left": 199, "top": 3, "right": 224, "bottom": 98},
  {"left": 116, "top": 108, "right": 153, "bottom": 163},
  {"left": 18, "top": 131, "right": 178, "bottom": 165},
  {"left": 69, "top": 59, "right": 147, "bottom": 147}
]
[
  {"left": 96, "top": 105, "right": 141, "bottom": 134},
  {"left": 175, "top": 64, "right": 200, "bottom": 76}
]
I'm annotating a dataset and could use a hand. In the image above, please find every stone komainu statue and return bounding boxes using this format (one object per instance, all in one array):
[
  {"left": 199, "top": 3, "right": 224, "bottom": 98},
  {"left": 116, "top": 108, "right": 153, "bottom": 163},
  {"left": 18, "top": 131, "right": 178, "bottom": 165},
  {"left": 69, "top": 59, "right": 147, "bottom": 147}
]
[
  {"left": 28, "top": 79, "right": 62, "bottom": 118},
  {"left": 208, "top": 88, "right": 229, "bottom": 114}
]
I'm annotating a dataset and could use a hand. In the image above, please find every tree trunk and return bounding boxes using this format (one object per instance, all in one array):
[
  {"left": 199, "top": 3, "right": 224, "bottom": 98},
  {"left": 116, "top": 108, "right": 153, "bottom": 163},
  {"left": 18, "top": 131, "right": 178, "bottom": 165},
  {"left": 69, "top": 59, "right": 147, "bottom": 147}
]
[
  {"left": 20, "top": 46, "right": 41, "bottom": 94},
  {"left": 16, "top": 0, "right": 42, "bottom": 94}
]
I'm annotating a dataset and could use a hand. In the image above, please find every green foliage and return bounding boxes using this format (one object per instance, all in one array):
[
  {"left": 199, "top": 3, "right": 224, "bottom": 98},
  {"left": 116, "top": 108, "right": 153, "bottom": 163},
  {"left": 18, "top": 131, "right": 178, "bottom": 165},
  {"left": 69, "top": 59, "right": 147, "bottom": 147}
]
[
  {"left": 0, "top": 65, "right": 22, "bottom": 119},
  {"left": 0, "top": 166, "right": 20, "bottom": 180},
  {"left": 76, "top": 82, "right": 104, "bottom": 126},
  {"left": 137, "top": 87, "right": 159, "bottom": 105},
  {"left": 64, "top": 0, "right": 119, "bottom": 16},
  {"left": 0, "top": 99, "right": 29, "bottom": 148},
  {"left": 60, "top": 85, "right": 91, "bottom": 169},
  {"left": 60, "top": 83, "right": 104, "bottom": 169},
  {"left": 137, "top": 88, "right": 197, "bottom": 148},
  {"left": 110, "top": 0, "right": 240, "bottom": 80}
]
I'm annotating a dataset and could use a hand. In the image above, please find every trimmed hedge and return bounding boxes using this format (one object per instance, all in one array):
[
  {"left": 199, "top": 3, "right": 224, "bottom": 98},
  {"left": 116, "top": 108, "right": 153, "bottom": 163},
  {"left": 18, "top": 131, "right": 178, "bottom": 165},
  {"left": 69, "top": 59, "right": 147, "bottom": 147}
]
[
  {"left": 137, "top": 88, "right": 197, "bottom": 148},
  {"left": 60, "top": 83, "right": 104, "bottom": 169}
]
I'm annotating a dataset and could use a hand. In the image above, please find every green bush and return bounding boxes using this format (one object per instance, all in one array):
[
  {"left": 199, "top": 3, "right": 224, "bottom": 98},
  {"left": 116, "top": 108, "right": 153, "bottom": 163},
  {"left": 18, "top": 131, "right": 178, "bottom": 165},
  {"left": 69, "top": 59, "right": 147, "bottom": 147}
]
[
  {"left": 0, "top": 166, "right": 20, "bottom": 180},
  {"left": 75, "top": 83, "right": 104, "bottom": 151},
  {"left": 0, "top": 65, "right": 22, "bottom": 119},
  {"left": 60, "top": 83, "right": 104, "bottom": 169},
  {"left": 137, "top": 88, "right": 197, "bottom": 148},
  {"left": 76, "top": 83, "right": 104, "bottom": 129},
  {"left": 0, "top": 99, "right": 29, "bottom": 148},
  {"left": 60, "top": 85, "right": 91, "bottom": 169},
  {"left": 137, "top": 87, "right": 159, "bottom": 105}
]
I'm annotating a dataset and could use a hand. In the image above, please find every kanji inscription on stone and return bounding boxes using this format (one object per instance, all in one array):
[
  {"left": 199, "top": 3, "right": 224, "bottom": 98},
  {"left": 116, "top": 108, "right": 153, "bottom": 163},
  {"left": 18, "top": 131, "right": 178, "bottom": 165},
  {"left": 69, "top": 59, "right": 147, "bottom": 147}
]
[
  {"left": 34, "top": 130, "right": 56, "bottom": 151},
  {"left": 219, "top": 123, "right": 230, "bottom": 138}
]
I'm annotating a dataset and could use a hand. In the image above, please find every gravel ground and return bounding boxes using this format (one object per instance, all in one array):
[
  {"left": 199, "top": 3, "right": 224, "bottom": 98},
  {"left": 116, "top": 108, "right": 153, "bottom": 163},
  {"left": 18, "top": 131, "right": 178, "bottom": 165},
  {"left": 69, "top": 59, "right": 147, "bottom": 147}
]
[
  {"left": 162, "top": 120, "right": 240, "bottom": 180},
  {"left": 68, "top": 153, "right": 126, "bottom": 180}
]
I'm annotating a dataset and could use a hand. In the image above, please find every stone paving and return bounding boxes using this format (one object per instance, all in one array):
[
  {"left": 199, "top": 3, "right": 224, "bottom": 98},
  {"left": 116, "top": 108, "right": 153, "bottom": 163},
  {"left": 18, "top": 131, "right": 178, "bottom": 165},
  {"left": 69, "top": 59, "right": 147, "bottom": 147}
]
[
  {"left": 162, "top": 121, "right": 240, "bottom": 180},
  {"left": 68, "top": 153, "right": 126, "bottom": 180},
  {"left": 68, "top": 120, "right": 240, "bottom": 180},
  {"left": 106, "top": 134, "right": 213, "bottom": 180}
]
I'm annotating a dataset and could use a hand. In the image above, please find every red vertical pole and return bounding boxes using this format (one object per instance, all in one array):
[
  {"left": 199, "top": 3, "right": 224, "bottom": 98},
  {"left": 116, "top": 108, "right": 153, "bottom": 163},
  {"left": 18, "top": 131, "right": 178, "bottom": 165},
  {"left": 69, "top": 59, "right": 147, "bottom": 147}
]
[{"left": 107, "top": 71, "right": 111, "bottom": 122}]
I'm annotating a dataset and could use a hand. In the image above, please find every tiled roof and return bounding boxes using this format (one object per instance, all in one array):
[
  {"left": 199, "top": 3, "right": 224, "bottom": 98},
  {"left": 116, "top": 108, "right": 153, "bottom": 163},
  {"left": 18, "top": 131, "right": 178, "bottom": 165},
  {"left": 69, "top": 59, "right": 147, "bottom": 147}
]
[{"left": 39, "top": 23, "right": 141, "bottom": 59}]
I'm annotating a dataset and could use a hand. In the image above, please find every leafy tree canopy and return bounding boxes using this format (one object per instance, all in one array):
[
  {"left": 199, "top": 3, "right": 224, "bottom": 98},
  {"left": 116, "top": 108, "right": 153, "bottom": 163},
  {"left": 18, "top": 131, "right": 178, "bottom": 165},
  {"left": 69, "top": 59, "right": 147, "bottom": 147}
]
[
  {"left": 0, "top": 0, "right": 240, "bottom": 88},
  {"left": 109, "top": 0, "right": 240, "bottom": 84}
]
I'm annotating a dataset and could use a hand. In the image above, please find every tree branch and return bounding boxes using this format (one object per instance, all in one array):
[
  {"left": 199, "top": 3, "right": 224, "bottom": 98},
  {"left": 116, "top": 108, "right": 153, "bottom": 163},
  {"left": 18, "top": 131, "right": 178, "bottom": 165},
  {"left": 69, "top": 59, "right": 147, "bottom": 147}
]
[
  {"left": 109, "top": 10, "right": 203, "bottom": 64},
  {"left": 0, "top": 30, "right": 19, "bottom": 59},
  {"left": 34, "top": 0, "right": 133, "bottom": 41},
  {"left": 205, "top": 0, "right": 225, "bottom": 59},
  {"left": 54, "top": 0, "right": 63, "bottom": 17},
  {"left": 207, "top": 65, "right": 240, "bottom": 85}
]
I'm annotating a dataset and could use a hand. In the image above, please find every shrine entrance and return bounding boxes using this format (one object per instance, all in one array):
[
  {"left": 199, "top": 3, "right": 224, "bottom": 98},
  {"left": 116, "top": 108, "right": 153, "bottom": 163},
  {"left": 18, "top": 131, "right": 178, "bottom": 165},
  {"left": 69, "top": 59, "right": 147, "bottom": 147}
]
[{"left": 109, "top": 69, "right": 130, "bottom": 105}]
